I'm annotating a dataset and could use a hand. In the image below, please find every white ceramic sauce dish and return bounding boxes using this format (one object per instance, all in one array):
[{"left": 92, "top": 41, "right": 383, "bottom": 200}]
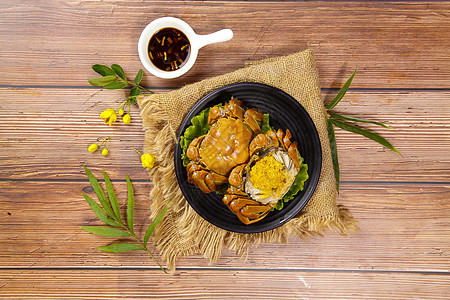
[{"left": 138, "top": 17, "right": 233, "bottom": 79}]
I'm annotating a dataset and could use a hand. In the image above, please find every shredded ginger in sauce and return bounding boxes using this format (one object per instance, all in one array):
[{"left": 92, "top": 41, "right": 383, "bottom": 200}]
[{"left": 148, "top": 27, "right": 190, "bottom": 71}]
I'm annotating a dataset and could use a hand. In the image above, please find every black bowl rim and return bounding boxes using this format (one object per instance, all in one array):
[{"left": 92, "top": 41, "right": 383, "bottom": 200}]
[{"left": 174, "top": 82, "right": 322, "bottom": 233}]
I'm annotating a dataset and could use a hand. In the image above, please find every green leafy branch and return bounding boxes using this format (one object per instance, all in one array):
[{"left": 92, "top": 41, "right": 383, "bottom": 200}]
[
  {"left": 326, "top": 68, "right": 401, "bottom": 192},
  {"left": 88, "top": 64, "right": 154, "bottom": 105},
  {"left": 80, "top": 165, "right": 169, "bottom": 273}
]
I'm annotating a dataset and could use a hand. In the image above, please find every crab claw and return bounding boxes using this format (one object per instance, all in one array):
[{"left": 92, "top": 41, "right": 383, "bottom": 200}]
[
  {"left": 249, "top": 130, "right": 279, "bottom": 156},
  {"left": 186, "top": 135, "right": 206, "bottom": 161},
  {"left": 228, "top": 164, "right": 246, "bottom": 189},
  {"left": 208, "top": 106, "right": 224, "bottom": 126},
  {"left": 187, "top": 162, "right": 228, "bottom": 193}
]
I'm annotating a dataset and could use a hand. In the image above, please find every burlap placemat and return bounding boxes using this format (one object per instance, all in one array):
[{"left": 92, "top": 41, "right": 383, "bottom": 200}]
[{"left": 137, "top": 49, "right": 358, "bottom": 272}]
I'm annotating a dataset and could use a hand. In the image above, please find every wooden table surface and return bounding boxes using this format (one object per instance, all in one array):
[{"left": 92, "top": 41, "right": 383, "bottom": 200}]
[{"left": 1, "top": 1, "right": 449, "bottom": 298}]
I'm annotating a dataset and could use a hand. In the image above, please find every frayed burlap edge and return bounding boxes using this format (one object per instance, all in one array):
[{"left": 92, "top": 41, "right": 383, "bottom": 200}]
[
  {"left": 137, "top": 49, "right": 359, "bottom": 273},
  {"left": 137, "top": 97, "right": 359, "bottom": 273}
]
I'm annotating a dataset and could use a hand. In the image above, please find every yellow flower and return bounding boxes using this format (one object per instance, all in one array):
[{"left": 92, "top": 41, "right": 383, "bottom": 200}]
[
  {"left": 123, "top": 113, "right": 131, "bottom": 124},
  {"left": 101, "top": 148, "right": 109, "bottom": 156},
  {"left": 141, "top": 153, "right": 156, "bottom": 168},
  {"left": 100, "top": 109, "right": 117, "bottom": 126},
  {"left": 118, "top": 108, "right": 125, "bottom": 116},
  {"left": 88, "top": 143, "right": 99, "bottom": 153}
]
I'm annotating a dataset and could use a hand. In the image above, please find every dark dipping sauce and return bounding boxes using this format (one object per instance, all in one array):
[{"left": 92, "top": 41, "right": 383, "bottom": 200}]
[{"left": 148, "top": 27, "right": 190, "bottom": 72}]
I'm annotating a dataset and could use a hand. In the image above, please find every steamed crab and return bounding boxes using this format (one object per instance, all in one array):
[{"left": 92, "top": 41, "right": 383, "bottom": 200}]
[{"left": 186, "top": 99, "right": 301, "bottom": 225}]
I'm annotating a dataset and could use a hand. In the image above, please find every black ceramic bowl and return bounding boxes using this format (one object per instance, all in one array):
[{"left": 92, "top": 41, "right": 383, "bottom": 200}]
[{"left": 174, "top": 82, "right": 322, "bottom": 233}]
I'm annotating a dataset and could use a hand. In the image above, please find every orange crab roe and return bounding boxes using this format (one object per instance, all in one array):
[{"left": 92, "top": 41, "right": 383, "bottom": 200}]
[{"left": 249, "top": 154, "right": 289, "bottom": 198}]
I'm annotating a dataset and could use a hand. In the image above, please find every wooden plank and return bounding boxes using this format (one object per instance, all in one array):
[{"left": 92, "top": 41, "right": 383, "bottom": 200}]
[
  {"left": 1, "top": 269, "right": 449, "bottom": 299},
  {"left": 0, "top": 88, "right": 448, "bottom": 182},
  {"left": 0, "top": 1, "right": 449, "bottom": 88},
  {"left": 1, "top": 181, "right": 448, "bottom": 271},
  {"left": 1, "top": 0, "right": 448, "bottom": 298}
]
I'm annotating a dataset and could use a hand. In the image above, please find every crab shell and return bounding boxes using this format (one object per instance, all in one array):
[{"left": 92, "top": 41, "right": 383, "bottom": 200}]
[
  {"left": 186, "top": 99, "right": 263, "bottom": 193},
  {"left": 194, "top": 117, "right": 253, "bottom": 176}
]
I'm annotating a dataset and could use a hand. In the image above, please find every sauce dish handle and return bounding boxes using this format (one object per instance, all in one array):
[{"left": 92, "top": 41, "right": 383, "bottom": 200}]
[{"left": 196, "top": 29, "right": 233, "bottom": 49}]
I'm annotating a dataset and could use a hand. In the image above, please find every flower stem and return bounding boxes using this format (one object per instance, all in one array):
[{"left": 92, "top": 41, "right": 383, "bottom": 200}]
[
  {"left": 132, "top": 147, "right": 142, "bottom": 155},
  {"left": 115, "top": 100, "right": 127, "bottom": 112},
  {"left": 98, "top": 136, "right": 111, "bottom": 147},
  {"left": 120, "top": 78, "right": 155, "bottom": 94}
]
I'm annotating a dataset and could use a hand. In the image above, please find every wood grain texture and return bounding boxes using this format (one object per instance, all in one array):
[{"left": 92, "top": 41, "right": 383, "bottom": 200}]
[
  {"left": 1, "top": 181, "right": 448, "bottom": 271},
  {"left": 1, "top": 269, "right": 449, "bottom": 299},
  {"left": 0, "top": 88, "right": 448, "bottom": 182},
  {"left": 1, "top": 0, "right": 449, "bottom": 298},
  {"left": 0, "top": 1, "right": 449, "bottom": 88}
]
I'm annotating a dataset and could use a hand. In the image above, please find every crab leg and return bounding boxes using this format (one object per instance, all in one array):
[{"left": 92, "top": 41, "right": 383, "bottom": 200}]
[
  {"left": 276, "top": 129, "right": 285, "bottom": 149},
  {"left": 266, "top": 130, "right": 279, "bottom": 146},
  {"left": 226, "top": 186, "right": 247, "bottom": 197},
  {"left": 275, "top": 129, "right": 301, "bottom": 171},
  {"left": 222, "top": 195, "right": 254, "bottom": 224},
  {"left": 205, "top": 172, "right": 229, "bottom": 191},
  {"left": 222, "top": 194, "right": 275, "bottom": 225},
  {"left": 226, "top": 99, "right": 246, "bottom": 120},
  {"left": 187, "top": 161, "right": 228, "bottom": 193},
  {"left": 188, "top": 170, "right": 212, "bottom": 192},
  {"left": 243, "top": 108, "right": 263, "bottom": 135},
  {"left": 282, "top": 129, "right": 292, "bottom": 149},
  {"left": 287, "top": 141, "right": 301, "bottom": 171},
  {"left": 240, "top": 203, "right": 274, "bottom": 220}
]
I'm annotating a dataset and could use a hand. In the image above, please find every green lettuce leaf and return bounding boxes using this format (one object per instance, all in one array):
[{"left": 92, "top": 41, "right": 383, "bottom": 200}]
[
  {"left": 261, "top": 114, "right": 275, "bottom": 133},
  {"left": 272, "top": 160, "right": 309, "bottom": 211},
  {"left": 180, "top": 107, "right": 211, "bottom": 166}
]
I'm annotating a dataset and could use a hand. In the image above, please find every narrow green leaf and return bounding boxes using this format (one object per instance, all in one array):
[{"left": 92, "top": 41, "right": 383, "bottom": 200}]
[
  {"left": 129, "top": 86, "right": 141, "bottom": 97},
  {"left": 80, "top": 226, "right": 131, "bottom": 237},
  {"left": 144, "top": 204, "right": 169, "bottom": 246},
  {"left": 82, "top": 194, "right": 119, "bottom": 227},
  {"left": 103, "top": 170, "right": 122, "bottom": 224},
  {"left": 326, "top": 119, "right": 340, "bottom": 192},
  {"left": 328, "top": 111, "right": 393, "bottom": 129},
  {"left": 330, "top": 118, "right": 401, "bottom": 155},
  {"left": 92, "top": 64, "right": 115, "bottom": 76},
  {"left": 97, "top": 243, "right": 144, "bottom": 253},
  {"left": 111, "top": 64, "right": 127, "bottom": 81},
  {"left": 83, "top": 165, "right": 115, "bottom": 218},
  {"left": 134, "top": 69, "right": 143, "bottom": 84},
  {"left": 126, "top": 175, "right": 134, "bottom": 234},
  {"left": 103, "top": 81, "right": 127, "bottom": 90},
  {"left": 88, "top": 75, "right": 117, "bottom": 87},
  {"left": 326, "top": 68, "right": 357, "bottom": 110}
]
